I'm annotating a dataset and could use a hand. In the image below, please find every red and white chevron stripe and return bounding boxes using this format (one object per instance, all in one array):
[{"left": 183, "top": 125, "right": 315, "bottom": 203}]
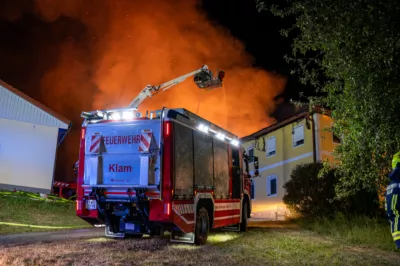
[
  {"left": 53, "top": 182, "right": 70, "bottom": 187},
  {"left": 139, "top": 131, "right": 152, "bottom": 152},
  {"left": 90, "top": 134, "right": 101, "bottom": 153}
]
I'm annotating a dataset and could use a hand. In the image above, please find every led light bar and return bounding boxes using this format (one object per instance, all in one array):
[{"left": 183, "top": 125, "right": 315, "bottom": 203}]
[
  {"left": 196, "top": 123, "right": 239, "bottom": 147},
  {"left": 122, "top": 111, "right": 134, "bottom": 120},
  {"left": 216, "top": 132, "right": 225, "bottom": 140},
  {"left": 110, "top": 113, "right": 121, "bottom": 120},
  {"left": 230, "top": 139, "right": 239, "bottom": 146},
  {"left": 197, "top": 124, "right": 209, "bottom": 133}
]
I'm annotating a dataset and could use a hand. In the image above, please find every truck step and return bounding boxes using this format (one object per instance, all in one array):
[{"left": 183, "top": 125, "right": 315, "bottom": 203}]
[
  {"left": 105, "top": 226, "right": 125, "bottom": 238},
  {"left": 221, "top": 224, "right": 240, "bottom": 232}
]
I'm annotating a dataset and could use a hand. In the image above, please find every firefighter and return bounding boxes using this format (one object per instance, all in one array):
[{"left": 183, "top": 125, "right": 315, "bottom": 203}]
[{"left": 385, "top": 151, "right": 400, "bottom": 249}]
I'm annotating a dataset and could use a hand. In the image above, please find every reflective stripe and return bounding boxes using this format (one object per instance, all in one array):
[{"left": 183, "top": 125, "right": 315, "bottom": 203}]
[
  {"left": 392, "top": 231, "right": 400, "bottom": 236},
  {"left": 386, "top": 183, "right": 400, "bottom": 190},
  {"left": 394, "top": 236, "right": 400, "bottom": 241},
  {"left": 395, "top": 195, "right": 399, "bottom": 232}
]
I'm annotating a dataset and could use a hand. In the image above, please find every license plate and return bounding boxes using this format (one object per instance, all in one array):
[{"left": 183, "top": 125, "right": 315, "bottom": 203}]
[
  {"left": 125, "top": 223, "right": 135, "bottom": 230},
  {"left": 86, "top": 199, "right": 97, "bottom": 210}
]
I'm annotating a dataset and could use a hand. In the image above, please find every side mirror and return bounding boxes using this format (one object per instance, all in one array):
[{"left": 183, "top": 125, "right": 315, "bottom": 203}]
[{"left": 254, "top": 156, "right": 259, "bottom": 176}]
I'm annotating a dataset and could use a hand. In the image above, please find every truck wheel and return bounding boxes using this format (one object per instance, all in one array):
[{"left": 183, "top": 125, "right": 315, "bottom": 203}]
[
  {"left": 195, "top": 207, "right": 209, "bottom": 245},
  {"left": 240, "top": 202, "right": 248, "bottom": 232}
]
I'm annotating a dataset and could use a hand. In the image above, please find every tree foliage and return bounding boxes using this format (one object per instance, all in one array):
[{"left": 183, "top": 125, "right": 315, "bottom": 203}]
[
  {"left": 257, "top": 0, "right": 400, "bottom": 197},
  {"left": 284, "top": 163, "right": 380, "bottom": 217},
  {"left": 283, "top": 163, "right": 340, "bottom": 217}
]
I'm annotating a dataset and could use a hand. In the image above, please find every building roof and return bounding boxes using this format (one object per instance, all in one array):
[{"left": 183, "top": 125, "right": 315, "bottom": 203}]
[
  {"left": 0, "top": 79, "right": 71, "bottom": 129},
  {"left": 240, "top": 105, "right": 330, "bottom": 142}
]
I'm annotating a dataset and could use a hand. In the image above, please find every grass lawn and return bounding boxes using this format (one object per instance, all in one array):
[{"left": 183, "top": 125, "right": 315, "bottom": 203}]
[
  {"left": 295, "top": 214, "right": 396, "bottom": 252},
  {"left": 1, "top": 221, "right": 400, "bottom": 265},
  {"left": 0, "top": 190, "right": 91, "bottom": 234}
]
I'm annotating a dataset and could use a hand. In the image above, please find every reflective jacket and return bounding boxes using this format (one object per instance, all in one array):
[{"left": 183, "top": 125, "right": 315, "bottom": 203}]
[{"left": 385, "top": 167, "right": 400, "bottom": 217}]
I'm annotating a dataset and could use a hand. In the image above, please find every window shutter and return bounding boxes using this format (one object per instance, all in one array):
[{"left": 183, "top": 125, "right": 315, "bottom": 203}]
[
  {"left": 293, "top": 125, "right": 304, "bottom": 145},
  {"left": 267, "top": 136, "right": 276, "bottom": 156},
  {"left": 248, "top": 147, "right": 254, "bottom": 162}
]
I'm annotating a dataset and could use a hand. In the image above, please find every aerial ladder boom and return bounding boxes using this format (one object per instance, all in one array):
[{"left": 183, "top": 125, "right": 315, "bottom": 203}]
[{"left": 127, "top": 65, "right": 225, "bottom": 109}]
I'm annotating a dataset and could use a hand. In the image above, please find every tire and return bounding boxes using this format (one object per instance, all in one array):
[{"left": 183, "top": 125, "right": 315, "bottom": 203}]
[
  {"left": 195, "top": 207, "right": 209, "bottom": 245},
  {"left": 240, "top": 202, "right": 248, "bottom": 232}
]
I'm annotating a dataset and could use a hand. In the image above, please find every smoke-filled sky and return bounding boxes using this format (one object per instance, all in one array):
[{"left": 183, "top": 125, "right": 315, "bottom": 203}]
[{"left": 0, "top": 0, "right": 301, "bottom": 181}]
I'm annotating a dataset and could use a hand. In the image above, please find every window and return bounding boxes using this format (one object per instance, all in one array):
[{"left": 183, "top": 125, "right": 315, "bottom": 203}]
[
  {"left": 266, "top": 136, "right": 276, "bottom": 157},
  {"left": 248, "top": 147, "right": 254, "bottom": 163},
  {"left": 292, "top": 124, "right": 304, "bottom": 147},
  {"left": 267, "top": 175, "right": 277, "bottom": 197},
  {"left": 332, "top": 132, "right": 341, "bottom": 143},
  {"left": 331, "top": 126, "right": 341, "bottom": 144}
]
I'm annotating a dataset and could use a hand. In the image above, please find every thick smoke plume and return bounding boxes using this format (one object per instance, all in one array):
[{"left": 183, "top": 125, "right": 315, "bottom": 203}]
[
  {"left": 2, "top": 0, "right": 286, "bottom": 181},
  {"left": 34, "top": 0, "right": 285, "bottom": 135}
]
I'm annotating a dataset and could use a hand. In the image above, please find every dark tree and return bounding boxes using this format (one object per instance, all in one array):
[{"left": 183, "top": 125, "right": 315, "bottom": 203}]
[{"left": 257, "top": 0, "right": 400, "bottom": 197}]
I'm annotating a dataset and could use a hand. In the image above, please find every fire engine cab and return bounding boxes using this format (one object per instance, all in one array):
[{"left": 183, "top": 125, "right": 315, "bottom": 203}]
[{"left": 75, "top": 65, "right": 257, "bottom": 244}]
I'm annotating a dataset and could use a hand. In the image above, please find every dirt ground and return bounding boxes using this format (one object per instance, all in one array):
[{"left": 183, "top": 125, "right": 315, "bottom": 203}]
[{"left": 1, "top": 221, "right": 399, "bottom": 266}]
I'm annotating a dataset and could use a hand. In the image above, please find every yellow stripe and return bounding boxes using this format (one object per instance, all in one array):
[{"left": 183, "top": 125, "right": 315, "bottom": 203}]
[
  {"left": 393, "top": 195, "right": 399, "bottom": 231},
  {"left": 391, "top": 196, "right": 395, "bottom": 232},
  {"left": 394, "top": 236, "right": 400, "bottom": 241},
  {"left": 0, "top": 222, "right": 81, "bottom": 229},
  {"left": 392, "top": 195, "right": 395, "bottom": 213}
]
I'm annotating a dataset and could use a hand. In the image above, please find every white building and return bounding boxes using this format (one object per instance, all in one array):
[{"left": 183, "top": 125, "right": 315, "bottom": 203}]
[{"left": 0, "top": 80, "right": 71, "bottom": 194}]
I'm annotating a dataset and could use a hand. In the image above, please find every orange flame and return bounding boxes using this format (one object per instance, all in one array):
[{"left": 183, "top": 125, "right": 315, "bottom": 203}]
[{"left": 34, "top": 0, "right": 286, "bottom": 138}]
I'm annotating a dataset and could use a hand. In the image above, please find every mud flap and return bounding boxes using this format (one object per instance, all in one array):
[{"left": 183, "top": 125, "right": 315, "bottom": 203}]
[
  {"left": 170, "top": 229, "right": 195, "bottom": 244},
  {"left": 221, "top": 224, "right": 240, "bottom": 232},
  {"left": 105, "top": 225, "right": 125, "bottom": 238}
]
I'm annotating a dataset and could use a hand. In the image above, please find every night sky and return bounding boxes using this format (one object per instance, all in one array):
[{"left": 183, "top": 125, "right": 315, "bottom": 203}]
[{"left": 0, "top": 0, "right": 308, "bottom": 182}]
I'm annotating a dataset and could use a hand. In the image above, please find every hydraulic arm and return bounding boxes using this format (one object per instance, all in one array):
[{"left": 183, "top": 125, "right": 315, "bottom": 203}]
[{"left": 126, "top": 65, "right": 225, "bottom": 109}]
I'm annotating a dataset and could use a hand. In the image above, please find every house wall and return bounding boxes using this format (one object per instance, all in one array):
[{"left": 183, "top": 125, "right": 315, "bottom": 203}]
[
  {"left": 242, "top": 112, "right": 342, "bottom": 220},
  {"left": 316, "top": 113, "right": 339, "bottom": 163},
  {"left": 242, "top": 116, "right": 315, "bottom": 219},
  {"left": 0, "top": 118, "right": 58, "bottom": 193}
]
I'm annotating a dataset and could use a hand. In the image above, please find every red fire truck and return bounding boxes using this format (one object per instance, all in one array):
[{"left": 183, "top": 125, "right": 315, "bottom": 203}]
[{"left": 75, "top": 65, "right": 258, "bottom": 244}]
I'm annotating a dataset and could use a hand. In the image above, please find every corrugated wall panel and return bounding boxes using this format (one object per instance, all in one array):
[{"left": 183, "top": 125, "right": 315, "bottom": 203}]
[{"left": 0, "top": 85, "right": 69, "bottom": 129}]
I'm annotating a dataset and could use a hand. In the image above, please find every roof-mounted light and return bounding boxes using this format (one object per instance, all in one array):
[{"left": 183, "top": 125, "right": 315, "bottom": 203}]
[
  {"left": 231, "top": 139, "right": 239, "bottom": 147},
  {"left": 110, "top": 112, "right": 121, "bottom": 120},
  {"left": 122, "top": 111, "right": 134, "bottom": 120},
  {"left": 96, "top": 111, "right": 104, "bottom": 118},
  {"left": 216, "top": 132, "right": 225, "bottom": 140},
  {"left": 198, "top": 124, "right": 209, "bottom": 133}
]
